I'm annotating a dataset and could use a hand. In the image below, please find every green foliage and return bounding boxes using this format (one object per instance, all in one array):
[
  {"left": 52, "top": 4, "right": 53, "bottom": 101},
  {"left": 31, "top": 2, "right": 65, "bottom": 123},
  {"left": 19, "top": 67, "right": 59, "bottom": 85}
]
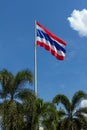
[
  {"left": 0, "top": 69, "right": 34, "bottom": 130},
  {"left": 0, "top": 69, "right": 87, "bottom": 130},
  {"left": 53, "top": 90, "right": 87, "bottom": 130}
]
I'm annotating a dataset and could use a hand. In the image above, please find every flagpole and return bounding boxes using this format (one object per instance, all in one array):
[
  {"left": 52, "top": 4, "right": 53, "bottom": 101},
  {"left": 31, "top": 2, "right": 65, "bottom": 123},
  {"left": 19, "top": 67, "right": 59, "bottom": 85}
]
[{"left": 34, "top": 20, "right": 37, "bottom": 96}]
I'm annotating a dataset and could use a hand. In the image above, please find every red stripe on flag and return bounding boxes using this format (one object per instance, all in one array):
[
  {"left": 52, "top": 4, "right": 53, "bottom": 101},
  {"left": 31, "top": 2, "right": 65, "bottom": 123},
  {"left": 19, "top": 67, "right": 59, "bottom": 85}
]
[
  {"left": 36, "top": 41, "right": 65, "bottom": 60},
  {"left": 36, "top": 22, "right": 67, "bottom": 46}
]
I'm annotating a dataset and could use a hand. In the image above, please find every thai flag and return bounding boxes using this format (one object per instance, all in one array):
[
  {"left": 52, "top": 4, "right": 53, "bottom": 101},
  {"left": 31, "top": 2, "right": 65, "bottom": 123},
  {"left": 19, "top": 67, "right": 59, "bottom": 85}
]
[{"left": 36, "top": 22, "right": 67, "bottom": 60}]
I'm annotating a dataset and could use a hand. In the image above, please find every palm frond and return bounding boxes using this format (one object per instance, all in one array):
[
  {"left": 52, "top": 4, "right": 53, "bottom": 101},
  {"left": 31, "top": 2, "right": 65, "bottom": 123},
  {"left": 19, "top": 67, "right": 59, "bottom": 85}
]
[
  {"left": 42, "top": 102, "right": 58, "bottom": 120},
  {"left": 75, "top": 107, "right": 87, "bottom": 116},
  {"left": 17, "top": 88, "right": 35, "bottom": 101},
  {"left": 0, "top": 69, "right": 13, "bottom": 95},
  {"left": 14, "top": 69, "right": 32, "bottom": 83},
  {"left": 53, "top": 94, "right": 71, "bottom": 112},
  {"left": 13, "top": 69, "right": 33, "bottom": 90},
  {"left": 7, "top": 69, "right": 33, "bottom": 99},
  {"left": 72, "top": 118, "right": 81, "bottom": 130},
  {"left": 58, "top": 109, "right": 66, "bottom": 118},
  {"left": 71, "top": 90, "right": 87, "bottom": 111},
  {"left": 60, "top": 117, "right": 71, "bottom": 130},
  {"left": 76, "top": 114, "right": 87, "bottom": 129}
]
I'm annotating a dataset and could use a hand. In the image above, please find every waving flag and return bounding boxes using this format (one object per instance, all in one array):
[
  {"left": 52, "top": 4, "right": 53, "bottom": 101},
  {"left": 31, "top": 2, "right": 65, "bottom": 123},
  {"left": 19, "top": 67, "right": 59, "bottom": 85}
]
[{"left": 36, "top": 22, "right": 67, "bottom": 60}]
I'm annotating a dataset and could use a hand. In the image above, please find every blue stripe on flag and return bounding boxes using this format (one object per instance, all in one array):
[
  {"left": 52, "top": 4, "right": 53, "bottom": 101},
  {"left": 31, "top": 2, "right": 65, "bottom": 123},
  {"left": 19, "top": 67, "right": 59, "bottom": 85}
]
[{"left": 36, "top": 29, "right": 66, "bottom": 53}]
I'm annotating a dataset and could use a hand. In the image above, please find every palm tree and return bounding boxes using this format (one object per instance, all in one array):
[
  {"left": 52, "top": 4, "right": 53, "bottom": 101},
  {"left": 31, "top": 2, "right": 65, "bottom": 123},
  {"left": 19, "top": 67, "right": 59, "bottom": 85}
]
[
  {"left": 41, "top": 102, "right": 58, "bottom": 130},
  {"left": 18, "top": 89, "right": 36, "bottom": 130},
  {"left": 0, "top": 69, "right": 33, "bottom": 130},
  {"left": 32, "top": 99, "right": 58, "bottom": 130},
  {"left": 52, "top": 90, "right": 87, "bottom": 130},
  {"left": 32, "top": 98, "right": 44, "bottom": 130}
]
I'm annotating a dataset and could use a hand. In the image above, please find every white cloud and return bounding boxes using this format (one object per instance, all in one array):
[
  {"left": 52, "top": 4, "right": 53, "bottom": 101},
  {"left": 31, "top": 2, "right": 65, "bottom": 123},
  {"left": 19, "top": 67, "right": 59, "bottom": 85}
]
[
  {"left": 67, "top": 9, "right": 87, "bottom": 37},
  {"left": 80, "top": 100, "right": 87, "bottom": 107}
]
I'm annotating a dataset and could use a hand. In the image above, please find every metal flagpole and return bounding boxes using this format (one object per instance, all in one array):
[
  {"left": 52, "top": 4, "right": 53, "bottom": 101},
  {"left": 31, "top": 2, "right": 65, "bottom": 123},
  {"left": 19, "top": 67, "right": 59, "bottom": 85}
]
[{"left": 34, "top": 20, "right": 37, "bottom": 96}]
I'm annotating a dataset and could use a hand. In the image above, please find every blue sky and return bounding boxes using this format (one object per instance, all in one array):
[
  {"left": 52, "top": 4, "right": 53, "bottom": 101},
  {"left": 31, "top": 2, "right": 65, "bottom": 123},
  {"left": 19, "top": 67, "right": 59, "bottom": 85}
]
[{"left": 0, "top": 0, "right": 87, "bottom": 102}]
